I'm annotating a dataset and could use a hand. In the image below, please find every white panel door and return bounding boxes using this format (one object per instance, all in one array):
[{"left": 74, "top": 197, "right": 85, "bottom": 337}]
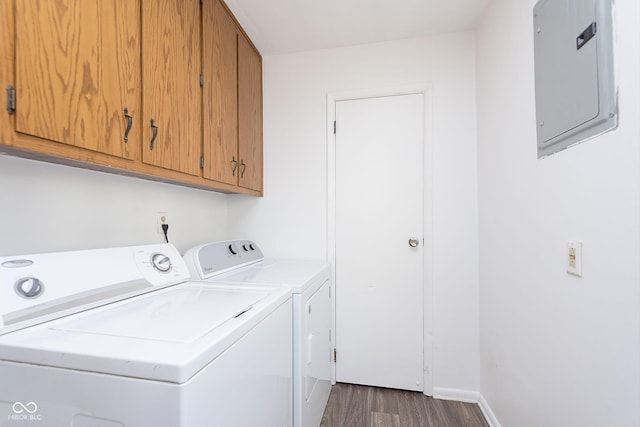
[{"left": 335, "top": 94, "right": 424, "bottom": 391}]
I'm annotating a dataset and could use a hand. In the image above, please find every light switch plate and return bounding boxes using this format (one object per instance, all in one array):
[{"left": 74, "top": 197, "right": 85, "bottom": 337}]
[{"left": 567, "top": 240, "right": 582, "bottom": 277}]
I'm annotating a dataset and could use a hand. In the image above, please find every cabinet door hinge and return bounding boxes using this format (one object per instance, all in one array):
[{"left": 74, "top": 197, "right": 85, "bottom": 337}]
[
  {"left": 6, "top": 85, "right": 15, "bottom": 115},
  {"left": 199, "top": 74, "right": 204, "bottom": 88},
  {"left": 333, "top": 348, "right": 337, "bottom": 363},
  {"left": 333, "top": 120, "right": 336, "bottom": 135},
  {"left": 200, "top": 156, "right": 204, "bottom": 169}
]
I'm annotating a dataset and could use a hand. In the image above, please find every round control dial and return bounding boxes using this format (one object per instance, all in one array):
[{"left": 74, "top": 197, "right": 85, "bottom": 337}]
[
  {"left": 15, "top": 277, "right": 44, "bottom": 298},
  {"left": 151, "top": 253, "right": 172, "bottom": 273},
  {"left": 228, "top": 244, "right": 238, "bottom": 255}
]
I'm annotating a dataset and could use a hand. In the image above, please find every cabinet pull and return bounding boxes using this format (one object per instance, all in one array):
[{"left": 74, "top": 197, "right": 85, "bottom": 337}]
[
  {"left": 240, "top": 160, "right": 247, "bottom": 178},
  {"left": 6, "top": 85, "right": 16, "bottom": 115},
  {"left": 232, "top": 156, "right": 238, "bottom": 176},
  {"left": 149, "top": 119, "right": 158, "bottom": 150},
  {"left": 123, "top": 107, "right": 133, "bottom": 143}
]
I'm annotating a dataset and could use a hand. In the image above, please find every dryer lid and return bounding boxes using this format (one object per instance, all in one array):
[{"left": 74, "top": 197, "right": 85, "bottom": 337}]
[{"left": 210, "top": 260, "right": 330, "bottom": 293}]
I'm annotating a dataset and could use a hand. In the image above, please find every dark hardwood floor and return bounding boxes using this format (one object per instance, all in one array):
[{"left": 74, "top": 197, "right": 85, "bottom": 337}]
[{"left": 320, "top": 383, "right": 488, "bottom": 427}]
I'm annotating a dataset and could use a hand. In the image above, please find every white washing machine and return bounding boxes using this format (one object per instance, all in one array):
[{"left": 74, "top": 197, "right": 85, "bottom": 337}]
[
  {"left": 0, "top": 243, "right": 292, "bottom": 427},
  {"left": 183, "top": 240, "right": 332, "bottom": 427}
]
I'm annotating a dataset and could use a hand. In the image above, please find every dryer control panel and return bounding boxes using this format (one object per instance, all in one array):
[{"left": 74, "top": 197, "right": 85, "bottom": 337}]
[{"left": 183, "top": 240, "right": 264, "bottom": 280}]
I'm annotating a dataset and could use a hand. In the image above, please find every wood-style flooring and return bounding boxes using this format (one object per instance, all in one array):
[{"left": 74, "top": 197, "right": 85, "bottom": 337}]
[{"left": 321, "top": 383, "right": 489, "bottom": 427}]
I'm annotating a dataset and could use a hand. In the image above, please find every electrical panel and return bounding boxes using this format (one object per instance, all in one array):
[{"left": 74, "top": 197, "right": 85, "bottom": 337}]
[{"left": 533, "top": 0, "right": 617, "bottom": 158}]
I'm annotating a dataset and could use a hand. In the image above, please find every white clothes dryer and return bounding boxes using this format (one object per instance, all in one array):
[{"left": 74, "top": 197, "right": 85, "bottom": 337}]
[
  {"left": 0, "top": 244, "right": 292, "bottom": 427},
  {"left": 184, "top": 240, "right": 332, "bottom": 427}
]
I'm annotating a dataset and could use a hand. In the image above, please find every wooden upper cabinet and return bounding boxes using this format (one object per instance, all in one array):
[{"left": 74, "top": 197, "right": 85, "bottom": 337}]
[
  {"left": 238, "top": 36, "right": 263, "bottom": 192},
  {"left": 142, "top": 0, "right": 202, "bottom": 176},
  {"left": 14, "top": 0, "right": 140, "bottom": 159},
  {"left": 4, "top": 0, "right": 262, "bottom": 195},
  {"left": 202, "top": 0, "right": 238, "bottom": 185}
]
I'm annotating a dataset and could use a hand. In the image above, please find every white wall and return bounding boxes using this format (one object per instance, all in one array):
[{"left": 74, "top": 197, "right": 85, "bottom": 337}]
[
  {"left": 0, "top": 156, "right": 228, "bottom": 256},
  {"left": 476, "top": 1, "right": 640, "bottom": 426},
  {"left": 227, "top": 32, "right": 480, "bottom": 394}
]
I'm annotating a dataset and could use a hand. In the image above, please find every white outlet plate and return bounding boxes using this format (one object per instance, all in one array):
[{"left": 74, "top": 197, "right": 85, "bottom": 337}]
[
  {"left": 567, "top": 240, "right": 582, "bottom": 277},
  {"left": 157, "top": 212, "right": 170, "bottom": 234}
]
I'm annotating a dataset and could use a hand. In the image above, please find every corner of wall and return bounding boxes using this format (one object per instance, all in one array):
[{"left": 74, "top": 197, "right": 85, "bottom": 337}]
[{"left": 478, "top": 394, "right": 502, "bottom": 427}]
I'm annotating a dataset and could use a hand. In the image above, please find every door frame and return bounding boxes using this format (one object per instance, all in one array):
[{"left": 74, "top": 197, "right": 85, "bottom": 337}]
[{"left": 327, "top": 85, "right": 434, "bottom": 396}]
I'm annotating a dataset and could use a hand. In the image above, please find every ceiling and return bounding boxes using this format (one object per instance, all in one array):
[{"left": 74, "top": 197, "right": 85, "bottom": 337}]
[{"left": 223, "top": 0, "right": 491, "bottom": 56}]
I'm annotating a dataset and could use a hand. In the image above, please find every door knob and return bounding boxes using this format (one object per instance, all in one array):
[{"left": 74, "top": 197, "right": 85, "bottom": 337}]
[{"left": 408, "top": 238, "right": 420, "bottom": 248}]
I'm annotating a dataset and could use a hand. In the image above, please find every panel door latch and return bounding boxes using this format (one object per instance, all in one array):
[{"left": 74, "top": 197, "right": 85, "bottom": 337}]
[{"left": 576, "top": 22, "right": 596, "bottom": 50}]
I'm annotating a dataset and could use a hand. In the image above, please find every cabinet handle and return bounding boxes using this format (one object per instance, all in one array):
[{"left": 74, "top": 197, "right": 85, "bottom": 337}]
[
  {"left": 240, "top": 160, "right": 247, "bottom": 178},
  {"left": 232, "top": 156, "right": 238, "bottom": 176},
  {"left": 123, "top": 107, "right": 133, "bottom": 143},
  {"left": 149, "top": 119, "right": 158, "bottom": 150}
]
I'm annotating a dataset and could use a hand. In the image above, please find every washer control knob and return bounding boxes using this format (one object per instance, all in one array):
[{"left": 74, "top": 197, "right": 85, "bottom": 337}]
[
  {"left": 15, "top": 277, "right": 44, "bottom": 298},
  {"left": 242, "top": 244, "right": 249, "bottom": 252},
  {"left": 228, "top": 244, "right": 237, "bottom": 255},
  {"left": 151, "top": 253, "right": 172, "bottom": 273},
  {"left": 249, "top": 243, "right": 255, "bottom": 251}
]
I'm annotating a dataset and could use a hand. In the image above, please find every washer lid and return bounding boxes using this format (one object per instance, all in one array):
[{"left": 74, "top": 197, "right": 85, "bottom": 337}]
[
  {"left": 54, "top": 286, "right": 264, "bottom": 343},
  {"left": 0, "top": 283, "right": 291, "bottom": 383}
]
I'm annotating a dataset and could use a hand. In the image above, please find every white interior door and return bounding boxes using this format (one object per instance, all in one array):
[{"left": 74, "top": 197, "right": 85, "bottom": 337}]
[{"left": 335, "top": 94, "right": 424, "bottom": 391}]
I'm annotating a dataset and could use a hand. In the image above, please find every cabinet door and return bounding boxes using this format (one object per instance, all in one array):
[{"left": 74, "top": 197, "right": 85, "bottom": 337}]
[
  {"left": 142, "top": 0, "right": 202, "bottom": 176},
  {"left": 238, "top": 36, "right": 263, "bottom": 192},
  {"left": 15, "top": 0, "right": 140, "bottom": 159},
  {"left": 202, "top": 0, "right": 238, "bottom": 185}
]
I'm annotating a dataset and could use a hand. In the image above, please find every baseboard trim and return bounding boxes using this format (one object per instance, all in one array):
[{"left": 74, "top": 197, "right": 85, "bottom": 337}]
[
  {"left": 432, "top": 388, "right": 501, "bottom": 426},
  {"left": 432, "top": 387, "right": 479, "bottom": 403},
  {"left": 478, "top": 394, "right": 501, "bottom": 427}
]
